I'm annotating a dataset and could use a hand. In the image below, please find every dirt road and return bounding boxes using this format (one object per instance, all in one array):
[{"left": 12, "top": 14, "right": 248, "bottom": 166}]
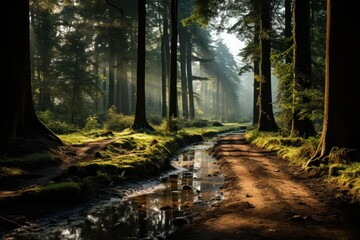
[{"left": 167, "top": 133, "right": 360, "bottom": 240}]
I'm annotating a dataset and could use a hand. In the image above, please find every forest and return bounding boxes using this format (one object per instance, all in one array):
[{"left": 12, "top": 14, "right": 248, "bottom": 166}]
[{"left": 0, "top": 0, "right": 359, "bottom": 239}]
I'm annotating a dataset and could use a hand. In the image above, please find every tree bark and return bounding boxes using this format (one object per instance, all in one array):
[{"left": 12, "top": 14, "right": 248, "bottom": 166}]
[
  {"left": 168, "top": 0, "right": 179, "bottom": 131},
  {"left": 310, "top": 0, "right": 359, "bottom": 162},
  {"left": 179, "top": 25, "right": 188, "bottom": 119},
  {"left": 161, "top": 17, "right": 169, "bottom": 118},
  {"left": 258, "top": 0, "right": 278, "bottom": 132},
  {"left": 253, "top": 23, "right": 260, "bottom": 126},
  {"left": 132, "top": 0, "right": 153, "bottom": 130},
  {"left": 1, "top": 0, "right": 62, "bottom": 155},
  {"left": 285, "top": 0, "right": 292, "bottom": 63},
  {"left": 292, "top": 0, "right": 316, "bottom": 138},
  {"left": 186, "top": 35, "right": 195, "bottom": 119},
  {"left": 108, "top": 40, "right": 115, "bottom": 110}
]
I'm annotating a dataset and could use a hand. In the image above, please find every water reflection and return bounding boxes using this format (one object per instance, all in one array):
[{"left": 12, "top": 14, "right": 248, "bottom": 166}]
[{"left": 3, "top": 142, "right": 224, "bottom": 240}]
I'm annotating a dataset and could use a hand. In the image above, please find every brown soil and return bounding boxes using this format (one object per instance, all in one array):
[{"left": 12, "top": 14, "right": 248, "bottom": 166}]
[{"left": 167, "top": 134, "right": 360, "bottom": 240}]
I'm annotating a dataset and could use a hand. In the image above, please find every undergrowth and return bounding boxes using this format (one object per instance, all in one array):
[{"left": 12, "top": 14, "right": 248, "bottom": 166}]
[{"left": 245, "top": 130, "right": 360, "bottom": 200}]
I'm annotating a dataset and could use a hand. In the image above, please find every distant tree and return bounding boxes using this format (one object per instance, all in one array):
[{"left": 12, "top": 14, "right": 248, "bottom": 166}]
[
  {"left": 30, "top": 1, "right": 59, "bottom": 112},
  {"left": 309, "top": 0, "right": 359, "bottom": 162},
  {"left": 55, "top": 23, "right": 99, "bottom": 125},
  {"left": 115, "top": 30, "right": 130, "bottom": 115},
  {"left": 107, "top": 39, "right": 116, "bottom": 110},
  {"left": 132, "top": 0, "right": 153, "bottom": 130},
  {"left": 168, "top": 0, "right": 179, "bottom": 131},
  {"left": 179, "top": 24, "right": 189, "bottom": 119},
  {"left": 1, "top": 0, "right": 62, "bottom": 155},
  {"left": 161, "top": 0, "right": 170, "bottom": 118},
  {"left": 186, "top": 33, "right": 195, "bottom": 119}
]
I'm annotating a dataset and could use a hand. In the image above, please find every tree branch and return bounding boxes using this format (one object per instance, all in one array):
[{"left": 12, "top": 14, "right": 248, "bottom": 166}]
[{"left": 105, "top": 0, "right": 123, "bottom": 17}]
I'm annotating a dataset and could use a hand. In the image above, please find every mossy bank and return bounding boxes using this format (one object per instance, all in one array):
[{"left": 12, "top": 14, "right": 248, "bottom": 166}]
[{"left": 0, "top": 123, "right": 244, "bottom": 220}]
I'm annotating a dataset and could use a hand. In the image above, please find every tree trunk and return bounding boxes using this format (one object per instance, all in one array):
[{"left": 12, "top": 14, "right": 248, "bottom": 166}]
[
  {"left": 168, "top": 0, "right": 179, "bottom": 131},
  {"left": 121, "top": 64, "right": 130, "bottom": 115},
  {"left": 187, "top": 35, "right": 195, "bottom": 119},
  {"left": 1, "top": 0, "right": 62, "bottom": 155},
  {"left": 108, "top": 40, "right": 115, "bottom": 110},
  {"left": 258, "top": 0, "right": 278, "bottom": 132},
  {"left": 285, "top": 0, "right": 292, "bottom": 63},
  {"left": 132, "top": 0, "right": 153, "bottom": 130},
  {"left": 161, "top": 18, "right": 169, "bottom": 118},
  {"left": 179, "top": 25, "right": 188, "bottom": 119},
  {"left": 253, "top": 23, "right": 260, "bottom": 126},
  {"left": 115, "top": 58, "right": 121, "bottom": 113},
  {"left": 131, "top": 61, "right": 136, "bottom": 114},
  {"left": 310, "top": 0, "right": 359, "bottom": 162},
  {"left": 292, "top": 0, "right": 316, "bottom": 138},
  {"left": 102, "top": 67, "right": 107, "bottom": 112},
  {"left": 215, "top": 77, "right": 220, "bottom": 119}
]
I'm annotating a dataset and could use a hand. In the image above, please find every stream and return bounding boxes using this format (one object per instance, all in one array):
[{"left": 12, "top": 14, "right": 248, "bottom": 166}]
[{"left": 2, "top": 134, "right": 234, "bottom": 240}]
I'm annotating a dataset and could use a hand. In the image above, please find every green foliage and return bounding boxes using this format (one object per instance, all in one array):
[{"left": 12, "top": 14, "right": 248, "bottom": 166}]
[
  {"left": 104, "top": 106, "right": 134, "bottom": 131},
  {"left": 84, "top": 114, "right": 101, "bottom": 131},
  {"left": 0, "top": 167, "right": 25, "bottom": 177},
  {"left": 327, "top": 163, "right": 360, "bottom": 199},
  {"left": 246, "top": 131, "right": 360, "bottom": 200},
  {"left": 147, "top": 115, "right": 164, "bottom": 126},
  {"left": 37, "top": 110, "right": 79, "bottom": 134},
  {"left": 324, "top": 147, "right": 355, "bottom": 164},
  {"left": 0, "top": 152, "right": 59, "bottom": 169},
  {"left": 23, "top": 181, "right": 83, "bottom": 200},
  {"left": 166, "top": 117, "right": 184, "bottom": 132},
  {"left": 184, "top": 119, "right": 210, "bottom": 128}
]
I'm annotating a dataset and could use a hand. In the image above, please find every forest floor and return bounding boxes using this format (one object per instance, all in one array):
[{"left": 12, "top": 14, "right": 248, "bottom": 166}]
[
  {"left": 0, "top": 137, "right": 118, "bottom": 198},
  {"left": 2, "top": 131, "right": 360, "bottom": 239},
  {"left": 167, "top": 133, "right": 360, "bottom": 240}
]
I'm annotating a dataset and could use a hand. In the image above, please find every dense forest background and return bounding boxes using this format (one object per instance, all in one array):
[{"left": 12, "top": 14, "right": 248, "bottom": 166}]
[
  {"left": 1, "top": 0, "right": 358, "bottom": 163},
  {"left": 28, "top": 0, "right": 247, "bottom": 134}
]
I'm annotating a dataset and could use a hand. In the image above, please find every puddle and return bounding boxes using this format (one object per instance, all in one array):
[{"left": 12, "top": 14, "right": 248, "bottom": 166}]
[{"left": 2, "top": 139, "right": 225, "bottom": 240}]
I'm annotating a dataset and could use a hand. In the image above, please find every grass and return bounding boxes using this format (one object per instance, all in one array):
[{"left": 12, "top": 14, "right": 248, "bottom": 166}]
[
  {"left": 245, "top": 129, "right": 360, "bottom": 200},
  {"left": 0, "top": 122, "right": 244, "bottom": 210}
]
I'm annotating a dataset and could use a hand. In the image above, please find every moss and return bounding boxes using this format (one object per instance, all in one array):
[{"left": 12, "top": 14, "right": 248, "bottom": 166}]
[
  {"left": 328, "top": 164, "right": 347, "bottom": 176},
  {"left": 0, "top": 152, "right": 60, "bottom": 169},
  {"left": 0, "top": 167, "right": 26, "bottom": 177},
  {"left": 247, "top": 130, "right": 360, "bottom": 201},
  {"left": 20, "top": 181, "right": 83, "bottom": 204},
  {"left": 1, "top": 123, "right": 244, "bottom": 212}
]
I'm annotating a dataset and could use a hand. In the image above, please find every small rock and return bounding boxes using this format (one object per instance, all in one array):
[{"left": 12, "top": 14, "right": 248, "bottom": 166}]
[{"left": 182, "top": 185, "right": 192, "bottom": 190}]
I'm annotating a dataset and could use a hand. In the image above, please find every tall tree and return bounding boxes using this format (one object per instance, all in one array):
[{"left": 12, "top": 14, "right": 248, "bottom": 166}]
[
  {"left": 161, "top": 0, "right": 170, "bottom": 118},
  {"left": 1, "top": 0, "right": 62, "bottom": 154},
  {"left": 291, "top": 0, "right": 316, "bottom": 138},
  {"left": 132, "top": 0, "right": 153, "bottom": 130},
  {"left": 257, "top": 0, "right": 278, "bottom": 132},
  {"left": 186, "top": 33, "right": 195, "bottom": 119},
  {"left": 309, "top": 0, "right": 359, "bottom": 162},
  {"left": 107, "top": 39, "right": 116, "bottom": 110},
  {"left": 168, "top": 0, "right": 179, "bottom": 131},
  {"left": 30, "top": 2, "right": 58, "bottom": 112},
  {"left": 179, "top": 24, "right": 189, "bottom": 119},
  {"left": 284, "top": 0, "right": 292, "bottom": 63},
  {"left": 253, "top": 22, "right": 260, "bottom": 126}
]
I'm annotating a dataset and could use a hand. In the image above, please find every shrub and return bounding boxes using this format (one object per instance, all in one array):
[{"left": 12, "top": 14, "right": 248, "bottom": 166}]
[
  {"left": 104, "top": 106, "right": 134, "bottom": 131},
  {"left": 84, "top": 115, "right": 101, "bottom": 131}
]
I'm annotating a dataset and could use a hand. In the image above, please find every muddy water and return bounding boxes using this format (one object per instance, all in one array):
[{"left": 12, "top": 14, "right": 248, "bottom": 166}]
[{"left": 3, "top": 139, "right": 225, "bottom": 240}]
